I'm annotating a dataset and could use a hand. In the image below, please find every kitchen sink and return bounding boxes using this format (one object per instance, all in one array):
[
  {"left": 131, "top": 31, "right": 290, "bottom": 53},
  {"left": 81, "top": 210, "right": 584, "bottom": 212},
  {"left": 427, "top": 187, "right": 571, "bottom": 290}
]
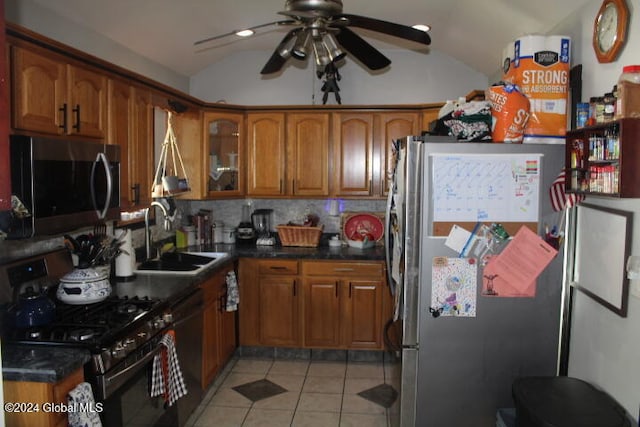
[{"left": 135, "top": 251, "right": 230, "bottom": 275}]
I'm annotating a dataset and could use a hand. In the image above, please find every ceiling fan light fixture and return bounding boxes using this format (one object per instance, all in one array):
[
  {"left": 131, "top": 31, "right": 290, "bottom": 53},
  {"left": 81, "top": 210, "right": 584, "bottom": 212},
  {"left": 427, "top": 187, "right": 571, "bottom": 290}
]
[
  {"left": 235, "top": 29, "right": 255, "bottom": 37},
  {"left": 323, "top": 33, "right": 346, "bottom": 62},
  {"left": 277, "top": 34, "right": 296, "bottom": 59},
  {"left": 411, "top": 24, "right": 431, "bottom": 32},
  {"left": 312, "top": 38, "right": 331, "bottom": 67},
  {"left": 291, "top": 30, "right": 310, "bottom": 59}
]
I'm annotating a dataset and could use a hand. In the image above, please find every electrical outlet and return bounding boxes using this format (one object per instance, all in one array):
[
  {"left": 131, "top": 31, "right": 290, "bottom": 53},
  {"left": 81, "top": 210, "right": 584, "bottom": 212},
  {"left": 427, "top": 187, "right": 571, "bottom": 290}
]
[{"left": 630, "top": 280, "right": 640, "bottom": 299}]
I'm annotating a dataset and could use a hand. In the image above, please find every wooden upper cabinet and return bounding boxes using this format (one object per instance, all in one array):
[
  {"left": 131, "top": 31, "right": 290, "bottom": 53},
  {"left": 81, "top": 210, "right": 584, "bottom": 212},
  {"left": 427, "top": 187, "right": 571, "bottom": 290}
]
[
  {"left": 287, "top": 113, "right": 330, "bottom": 197},
  {"left": 108, "top": 81, "right": 153, "bottom": 210},
  {"left": 203, "top": 111, "right": 244, "bottom": 198},
  {"left": 67, "top": 64, "right": 107, "bottom": 138},
  {"left": 376, "top": 112, "right": 421, "bottom": 196},
  {"left": 170, "top": 109, "right": 203, "bottom": 198},
  {"left": 131, "top": 87, "right": 153, "bottom": 207},
  {"left": 332, "top": 113, "right": 374, "bottom": 197},
  {"left": 421, "top": 107, "right": 440, "bottom": 134},
  {"left": 11, "top": 46, "right": 107, "bottom": 138},
  {"left": 12, "top": 46, "right": 66, "bottom": 135},
  {"left": 247, "top": 112, "right": 286, "bottom": 196},
  {"left": 107, "top": 79, "right": 133, "bottom": 207}
]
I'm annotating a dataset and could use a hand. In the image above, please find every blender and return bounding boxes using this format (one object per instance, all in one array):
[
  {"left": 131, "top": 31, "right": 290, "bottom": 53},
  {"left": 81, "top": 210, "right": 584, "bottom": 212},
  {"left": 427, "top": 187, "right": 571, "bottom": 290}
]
[
  {"left": 252, "top": 209, "right": 275, "bottom": 245},
  {"left": 236, "top": 204, "right": 256, "bottom": 244}
]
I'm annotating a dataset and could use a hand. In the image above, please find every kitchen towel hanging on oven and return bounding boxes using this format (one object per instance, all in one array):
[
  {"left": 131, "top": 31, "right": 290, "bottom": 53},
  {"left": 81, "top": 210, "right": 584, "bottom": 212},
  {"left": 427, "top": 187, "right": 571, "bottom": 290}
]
[
  {"left": 150, "top": 330, "right": 187, "bottom": 407},
  {"left": 67, "top": 382, "right": 103, "bottom": 427},
  {"left": 226, "top": 271, "right": 239, "bottom": 311}
]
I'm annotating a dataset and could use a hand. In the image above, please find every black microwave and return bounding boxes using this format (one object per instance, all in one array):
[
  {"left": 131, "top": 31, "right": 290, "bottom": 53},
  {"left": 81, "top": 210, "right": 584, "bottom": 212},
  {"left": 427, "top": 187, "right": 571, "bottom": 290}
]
[{"left": 9, "top": 135, "right": 121, "bottom": 238}]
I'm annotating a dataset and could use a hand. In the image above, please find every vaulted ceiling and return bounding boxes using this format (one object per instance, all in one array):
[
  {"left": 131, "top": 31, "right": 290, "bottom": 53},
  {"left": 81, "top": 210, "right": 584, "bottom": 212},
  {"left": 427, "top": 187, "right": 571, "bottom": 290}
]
[{"left": 29, "top": 0, "right": 592, "bottom": 77}]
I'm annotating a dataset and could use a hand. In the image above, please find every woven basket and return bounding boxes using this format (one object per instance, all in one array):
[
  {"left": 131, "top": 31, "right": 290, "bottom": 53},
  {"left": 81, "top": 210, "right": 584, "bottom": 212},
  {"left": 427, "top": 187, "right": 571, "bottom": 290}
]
[{"left": 277, "top": 225, "right": 323, "bottom": 247}]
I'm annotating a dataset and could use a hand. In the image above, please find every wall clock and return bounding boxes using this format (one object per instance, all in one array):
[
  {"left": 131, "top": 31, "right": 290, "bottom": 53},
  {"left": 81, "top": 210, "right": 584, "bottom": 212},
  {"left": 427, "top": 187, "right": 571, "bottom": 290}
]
[{"left": 592, "top": 0, "right": 629, "bottom": 63}]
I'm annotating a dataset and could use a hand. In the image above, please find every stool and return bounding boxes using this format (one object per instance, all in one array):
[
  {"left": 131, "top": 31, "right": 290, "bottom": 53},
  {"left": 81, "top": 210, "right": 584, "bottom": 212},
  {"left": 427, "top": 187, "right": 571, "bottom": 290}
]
[{"left": 512, "top": 377, "right": 630, "bottom": 427}]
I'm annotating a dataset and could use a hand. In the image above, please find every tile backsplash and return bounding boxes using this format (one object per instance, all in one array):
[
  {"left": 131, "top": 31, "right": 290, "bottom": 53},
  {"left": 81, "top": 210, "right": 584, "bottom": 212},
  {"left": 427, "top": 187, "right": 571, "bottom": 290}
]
[
  {"left": 0, "top": 198, "right": 386, "bottom": 264},
  {"left": 178, "top": 198, "right": 386, "bottom": 235}
]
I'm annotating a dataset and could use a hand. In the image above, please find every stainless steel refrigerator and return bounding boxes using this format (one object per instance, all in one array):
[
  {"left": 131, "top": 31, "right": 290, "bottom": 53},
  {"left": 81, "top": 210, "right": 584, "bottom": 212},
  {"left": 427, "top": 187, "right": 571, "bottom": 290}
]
[{"left": 384, "top": 136, "right": 566, "bottom": 427}]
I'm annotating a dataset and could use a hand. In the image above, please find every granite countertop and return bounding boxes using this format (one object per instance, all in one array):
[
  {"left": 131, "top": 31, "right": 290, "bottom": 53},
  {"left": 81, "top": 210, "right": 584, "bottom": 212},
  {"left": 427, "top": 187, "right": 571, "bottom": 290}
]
[
  {"left": 230, "top": 242, "right": 386, "bottom": 260},
  {"left": 2, "top": 243, "right": 386, "bottom": 383},
  {"left": 2, "top": 344, "right": 91, "bottom": 383}
]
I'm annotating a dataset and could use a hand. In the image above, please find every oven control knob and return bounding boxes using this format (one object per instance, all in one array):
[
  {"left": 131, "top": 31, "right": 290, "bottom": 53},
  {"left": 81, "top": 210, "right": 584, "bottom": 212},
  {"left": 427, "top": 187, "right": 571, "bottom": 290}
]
[
  {"left": 111, "top": 343, "right": 126, "bottom": 359},
  {"left": 123, "top": 338, "right": 136, "bottom": 351},
  {"left": 152, "top": 317, "right": 165, "bottom": 330}
]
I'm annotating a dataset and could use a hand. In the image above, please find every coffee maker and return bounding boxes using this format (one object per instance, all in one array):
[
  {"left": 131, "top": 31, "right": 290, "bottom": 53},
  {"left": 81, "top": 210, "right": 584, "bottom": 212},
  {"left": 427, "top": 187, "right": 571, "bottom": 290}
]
[
  {"left": 252, "top": 209, "right": 275, "bottom": 246},
  {"left": 236, "top": 204, "right": 256, "bottom": 245}
]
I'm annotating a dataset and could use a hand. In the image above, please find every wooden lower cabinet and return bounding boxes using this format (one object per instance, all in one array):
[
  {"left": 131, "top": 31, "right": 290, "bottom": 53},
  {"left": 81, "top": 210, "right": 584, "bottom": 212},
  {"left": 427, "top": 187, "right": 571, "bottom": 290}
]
[
  {"left": 303, "top": 277, "right": 341, "bottom": 347},
  {"left": 259, "top": 275, "right": 300, "bottom": 346},
  {"left": 201, "top": 262, "right": 237, "bottom": 389},
  {"left": 3, "top": 367, "right": 85, "bottom": 427},
  {"left": 239, "top": 258, "right": 389, "bottom": 351},
  {"left": 342, "top": 278, "right": 383, "bottom": 349},
  {"left": 302, "top": 261, "right": 385, "bottom": 350}
]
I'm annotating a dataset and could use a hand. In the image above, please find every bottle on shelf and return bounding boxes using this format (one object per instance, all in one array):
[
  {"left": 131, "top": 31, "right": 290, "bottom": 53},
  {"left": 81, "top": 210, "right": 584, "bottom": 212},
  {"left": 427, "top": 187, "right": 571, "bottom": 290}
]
[{"left": 603, "top": 92, "right": 615, "bottom": 122}]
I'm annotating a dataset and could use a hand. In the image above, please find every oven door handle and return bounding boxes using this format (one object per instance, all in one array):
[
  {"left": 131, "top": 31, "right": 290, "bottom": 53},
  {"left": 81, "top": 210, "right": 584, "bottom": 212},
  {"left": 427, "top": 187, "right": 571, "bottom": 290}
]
[{"left": 101, "top": 344, "right": 162, "bottom": 399}]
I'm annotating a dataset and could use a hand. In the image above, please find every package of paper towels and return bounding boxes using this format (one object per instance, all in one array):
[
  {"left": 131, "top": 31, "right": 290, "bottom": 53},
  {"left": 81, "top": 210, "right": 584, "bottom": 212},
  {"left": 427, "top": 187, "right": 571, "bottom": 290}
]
[
  {"left": 502, "top": 35, "right": 571, "bottom": 144},
  {"left": 115, "top": 229, "right": 136, "bottom": 279}
]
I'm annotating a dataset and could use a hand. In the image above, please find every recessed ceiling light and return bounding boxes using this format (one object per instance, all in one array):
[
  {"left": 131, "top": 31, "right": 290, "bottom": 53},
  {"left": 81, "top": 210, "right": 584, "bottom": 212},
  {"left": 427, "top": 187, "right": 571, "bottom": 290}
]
[
  {"left": 412, "top": 24, "right": 431, "bottom": 32},
  {"left": 235, "top": 29, "right": 255, "bottom": 37}
]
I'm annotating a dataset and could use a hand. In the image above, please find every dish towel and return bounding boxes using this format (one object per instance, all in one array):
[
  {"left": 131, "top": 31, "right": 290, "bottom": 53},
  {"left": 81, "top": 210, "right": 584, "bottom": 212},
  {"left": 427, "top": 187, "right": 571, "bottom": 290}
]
[
  {"left": 150, "top": 330, "right": 188, "bottom": 407},
  {"left": 226, "top": 270, "right": 239, "bottom": 311},
  {"left": 67, "top": 382, "right": 103, "bottom": 427}
]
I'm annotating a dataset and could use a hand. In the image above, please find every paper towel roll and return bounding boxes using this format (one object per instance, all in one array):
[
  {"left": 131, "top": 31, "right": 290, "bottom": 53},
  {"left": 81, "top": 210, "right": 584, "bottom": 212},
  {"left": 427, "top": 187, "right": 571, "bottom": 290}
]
[
  {"left": 115, "top": 229, "right": 135, "bottom": 278},
  {"left": 502, "top": 34, "right": 571, "bottom": 143}
]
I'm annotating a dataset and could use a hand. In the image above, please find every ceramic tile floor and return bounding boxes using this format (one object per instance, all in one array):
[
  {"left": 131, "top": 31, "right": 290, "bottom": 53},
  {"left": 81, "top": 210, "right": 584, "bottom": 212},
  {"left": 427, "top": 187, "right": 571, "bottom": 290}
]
[{"left": 185, "top": 356, "right": 401, "bottom": 427}]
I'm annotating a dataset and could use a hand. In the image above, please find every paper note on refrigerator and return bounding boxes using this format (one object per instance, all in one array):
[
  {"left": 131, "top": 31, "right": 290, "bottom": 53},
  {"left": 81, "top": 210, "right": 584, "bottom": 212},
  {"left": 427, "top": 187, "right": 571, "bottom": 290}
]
[
  {"left": 431, "top": 154, "right": 542, "bottom": 223},
  {"left": 431, "top": 257, "right": 477, "bottom": 317},
  {"left": 482, "top": 226, "right": 558, "bottom": 297}
]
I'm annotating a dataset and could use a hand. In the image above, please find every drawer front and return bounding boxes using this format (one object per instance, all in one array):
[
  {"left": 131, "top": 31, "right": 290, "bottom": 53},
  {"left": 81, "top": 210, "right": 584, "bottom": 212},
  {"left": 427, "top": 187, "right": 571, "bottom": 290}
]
[
  {"left": 258, "top": 259, "right": 299, "bottom": 275},
  {"left": 303, "top": 261, "right": 383, "bottom": 277}
]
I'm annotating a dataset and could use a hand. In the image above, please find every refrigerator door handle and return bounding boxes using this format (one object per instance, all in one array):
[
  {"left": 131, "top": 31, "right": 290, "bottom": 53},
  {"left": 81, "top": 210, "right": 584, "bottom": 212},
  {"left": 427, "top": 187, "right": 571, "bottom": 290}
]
[{"left": 384, "top": 175, "right": 395, "bottom": 295}]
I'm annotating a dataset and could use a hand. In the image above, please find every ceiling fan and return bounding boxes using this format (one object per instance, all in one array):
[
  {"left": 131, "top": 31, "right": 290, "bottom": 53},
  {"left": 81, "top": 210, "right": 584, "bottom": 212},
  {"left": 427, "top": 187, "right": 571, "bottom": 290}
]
[{"left": 194, "top": 0, "right": 431, "bottom": 75}]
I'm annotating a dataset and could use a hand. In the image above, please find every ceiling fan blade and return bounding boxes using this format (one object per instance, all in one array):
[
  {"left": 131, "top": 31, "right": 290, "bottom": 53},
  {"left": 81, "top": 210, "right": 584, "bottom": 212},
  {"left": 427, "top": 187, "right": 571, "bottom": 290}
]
[
  {"left": 334, "top": 26, "right": 391, "bottom": 70},
  {"left": 260, "top": 28, "right": 300, "bottom": 74},
  {"left": 336, "top": 14, "right": 431, "bottom": 45},
  {"left": 194, "top": 20, "right": 296, "bottom": 46}
]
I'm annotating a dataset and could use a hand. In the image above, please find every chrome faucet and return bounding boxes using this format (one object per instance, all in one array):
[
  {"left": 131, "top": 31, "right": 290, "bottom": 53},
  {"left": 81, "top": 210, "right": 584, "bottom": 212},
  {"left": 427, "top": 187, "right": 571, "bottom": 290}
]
[{"left": 144, "top": 200, "right": 171, "bottom": 260}]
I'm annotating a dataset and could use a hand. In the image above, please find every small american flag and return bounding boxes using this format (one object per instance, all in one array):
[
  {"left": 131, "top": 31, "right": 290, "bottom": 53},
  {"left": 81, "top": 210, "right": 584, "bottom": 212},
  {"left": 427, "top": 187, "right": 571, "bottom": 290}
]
[{"left": 549, "top": 170, "right": 584, "bottom": 212}]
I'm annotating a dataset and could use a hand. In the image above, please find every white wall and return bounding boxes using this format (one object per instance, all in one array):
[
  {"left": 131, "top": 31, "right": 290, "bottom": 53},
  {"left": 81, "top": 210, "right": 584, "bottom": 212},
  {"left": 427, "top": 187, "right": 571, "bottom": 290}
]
[
  {"left": 4, "top": 0, "right": 190, "bottom": 92},
  {"left": 190, "top": 49, "right": 489, "bottom": 105},
  {"left": 551, "top": 0, "right": 640, "bottom": 421}
]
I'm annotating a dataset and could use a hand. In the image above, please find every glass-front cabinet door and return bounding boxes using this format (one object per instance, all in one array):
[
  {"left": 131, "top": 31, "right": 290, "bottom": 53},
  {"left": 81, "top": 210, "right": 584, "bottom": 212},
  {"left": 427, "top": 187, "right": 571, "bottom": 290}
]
[{"left": 204, "top": 111, "right": 244, "bottom": 197}]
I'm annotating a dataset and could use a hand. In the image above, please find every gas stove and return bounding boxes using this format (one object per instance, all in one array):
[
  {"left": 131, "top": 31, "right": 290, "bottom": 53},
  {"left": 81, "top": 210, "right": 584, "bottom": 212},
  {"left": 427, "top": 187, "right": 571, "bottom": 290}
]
[
  {"left": 5, "top": 295, "right": 171, "bottom": 372},
  {"left": 0, "top": 250, "right": 173, "bottom": 401}
]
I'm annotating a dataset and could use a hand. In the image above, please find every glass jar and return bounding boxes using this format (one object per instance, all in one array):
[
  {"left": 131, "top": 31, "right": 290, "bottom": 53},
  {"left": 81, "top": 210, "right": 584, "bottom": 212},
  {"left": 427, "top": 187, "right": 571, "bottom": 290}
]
[
  {"left": 603, "top": 92, "right": 615, "bottom": 122},
  {"left": 620, "top": 65, "right": 640, "bottom": 83},
  {"left": 595, "top": 96, "right": 605, "bottom": 124},
  {"left": 616, "top": 65, "right": 640, "bottom": 119}
]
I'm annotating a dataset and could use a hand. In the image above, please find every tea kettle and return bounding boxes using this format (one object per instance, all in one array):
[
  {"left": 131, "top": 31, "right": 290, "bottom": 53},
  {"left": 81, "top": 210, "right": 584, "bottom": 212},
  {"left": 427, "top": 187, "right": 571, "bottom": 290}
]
[{"left": 8, "top": 285, "right": 56, "bottom": 328}]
